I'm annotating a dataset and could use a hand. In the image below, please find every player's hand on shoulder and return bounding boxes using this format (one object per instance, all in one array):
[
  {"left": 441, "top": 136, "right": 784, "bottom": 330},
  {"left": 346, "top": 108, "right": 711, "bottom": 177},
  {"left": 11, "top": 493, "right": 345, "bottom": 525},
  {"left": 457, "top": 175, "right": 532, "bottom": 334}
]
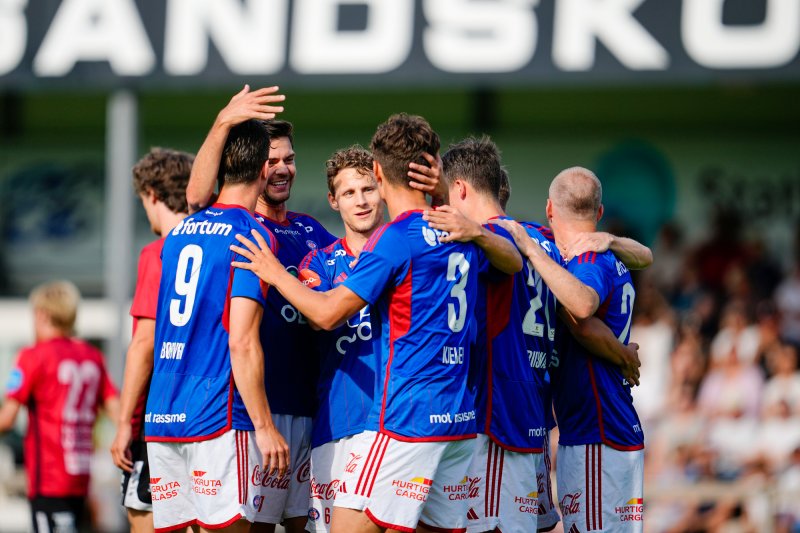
[
  {"left": 564, "top": 231, "right": 613, "bottom": 262},
  {"left": 231, "top": 229, "right": 283, "bottom": 284},
  {"left": 110, "top": 422, "right": 134, "bottom": 473},
  {"left": 216, "top": 84, "right": 286, "bottom": 129},
  {"left": 255, "top": 425, "right": 290, "bottom": 479},
  {"left": 423, "top": 205, "right": 480, "bottom": 243},
  {"left": 494, "top": 219, "right": 534, "bottom": 255}
]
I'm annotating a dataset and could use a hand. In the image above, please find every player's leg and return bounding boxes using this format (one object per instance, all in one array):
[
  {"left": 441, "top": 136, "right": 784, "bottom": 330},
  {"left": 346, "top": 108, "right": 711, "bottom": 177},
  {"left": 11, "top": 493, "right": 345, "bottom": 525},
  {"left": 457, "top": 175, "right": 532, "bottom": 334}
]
[
  {"left": 330, "top": 431, "right": 380, "bottom": 533},
  {"left": 282, "top": 415, "right": 313, "bottom": 533},
  {"left": 186, "top": 430, "right": 264, "bottom": 530},
  {"left": 147, "top": 442, "right": 194, "bottom": 533},
  {"left": 416, "top": 438, "right": 476, "bottom": 533},
  {"left": 251, "top": 414, "right": 308, "bottom": 530},
  {"left": 29, "top": 496, "right": 84, "bottom": 533},
  {"left": 557, "top": 443, "right": 643, "bottom": 533},
  {"left": 334, "top": 431, "right": 450, "bottom": 532},
  {"left": 595, "top": 445, "right": 644, "bottom": 532},
  {"left": 536, "top": 431, "right": 561, "bottom": 533},
  {"left": 122, "top": 439, "right": 155, "bottom": 533}
]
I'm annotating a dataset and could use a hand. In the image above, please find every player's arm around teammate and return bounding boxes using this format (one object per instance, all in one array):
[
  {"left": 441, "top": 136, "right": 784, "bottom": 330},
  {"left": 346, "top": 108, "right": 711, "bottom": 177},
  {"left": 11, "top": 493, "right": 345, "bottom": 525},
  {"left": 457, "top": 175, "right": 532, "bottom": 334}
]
[
  {"left": 497, "top": 218, "right": 642, "bottom": 385},
  {"left": 232, "top": 232, "right": 367, "bottom": 331},
  {"left": 186, "top": 85, "right": 286, "bottom": 213},
  {"left": 423, "top": 204, "right": 522, "bottom": 274},
  {"left": 565, "top": 231, "right": 653, "bottom": 269}
]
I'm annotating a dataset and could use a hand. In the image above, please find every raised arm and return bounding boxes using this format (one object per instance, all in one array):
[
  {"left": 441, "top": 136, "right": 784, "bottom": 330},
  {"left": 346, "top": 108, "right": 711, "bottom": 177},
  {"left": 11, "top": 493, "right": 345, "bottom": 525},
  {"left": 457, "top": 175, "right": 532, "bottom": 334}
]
[
  {"left": 566, "top": 232, "right": 653, "bottom": 270},
  {"left": 187, "top": 85, "right": 286, "bottom": 213},
  {"left": 229, "top": 297, "right": 289, "bottom": 477},
  {"left": 558, "top": 307, "right": 641, "bottom": 386},
  {"left": 110, "top": 318, "right": 154, "bottom": 472},
  {"left": 231, "top": 231, "right": 367, "bottom": 330},
  {"left": 423, "top": 206, "right": 522, "bottom": 274}
]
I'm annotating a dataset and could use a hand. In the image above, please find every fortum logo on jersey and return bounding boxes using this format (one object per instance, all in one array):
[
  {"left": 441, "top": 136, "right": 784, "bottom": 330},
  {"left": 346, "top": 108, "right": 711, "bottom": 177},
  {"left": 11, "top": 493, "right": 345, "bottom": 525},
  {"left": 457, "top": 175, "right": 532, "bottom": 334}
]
[{"left": 171, "top": 218, "right": 232, "bottom": 237}]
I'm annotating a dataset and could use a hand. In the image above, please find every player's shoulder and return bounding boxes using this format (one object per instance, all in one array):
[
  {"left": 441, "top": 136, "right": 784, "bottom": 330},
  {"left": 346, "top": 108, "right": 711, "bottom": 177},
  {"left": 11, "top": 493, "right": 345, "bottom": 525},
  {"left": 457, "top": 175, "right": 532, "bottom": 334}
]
[
  {"left": 521, "top": 220, "right": 555, "bottom": 242},
  {"left": 570, "top": 250, "right": 620, "bottom": 272},
  {"left": 140, "top": 237, "right": 165, "bottom": 257}
]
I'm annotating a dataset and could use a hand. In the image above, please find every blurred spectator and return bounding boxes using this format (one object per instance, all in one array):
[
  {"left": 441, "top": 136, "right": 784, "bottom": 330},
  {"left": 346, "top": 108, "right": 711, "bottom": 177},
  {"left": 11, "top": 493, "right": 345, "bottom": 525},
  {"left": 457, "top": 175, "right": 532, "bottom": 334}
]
[
  {"left": 648, "top": 221, "right": 686, "bottom": 297},
  {"left": 698, "top": 330, "right": 764, "bottom": 420},
  {"left": 689, "top": 208, "right": 750, "bottom": 297},
  {"left": 776, "top": 447, "right": 800, "bottom": 533},
  {"left": 753, "top": 301, "right": 784, "bottom": 376},
  {"left": 709, "top": 300, "right": 761, "bottom": 367},
  {"left": 762, "top": 343, "right": 800, "bottom": 417},
  {"left": 631, "top": 280, "right": 676, "bottom": 424},
  {"left": 775, "top": 263, "right": 800, "bottom": 346}
]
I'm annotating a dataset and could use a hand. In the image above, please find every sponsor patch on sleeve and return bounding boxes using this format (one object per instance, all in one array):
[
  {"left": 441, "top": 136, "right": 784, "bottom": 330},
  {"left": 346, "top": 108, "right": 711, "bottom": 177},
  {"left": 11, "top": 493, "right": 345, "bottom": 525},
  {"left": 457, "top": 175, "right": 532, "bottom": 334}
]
[
  {"left": 299, "top": 269, "right": 322, "bottom": 288},
  {"left": 5, "top": 368, "right": 23, "bottom": 393}
]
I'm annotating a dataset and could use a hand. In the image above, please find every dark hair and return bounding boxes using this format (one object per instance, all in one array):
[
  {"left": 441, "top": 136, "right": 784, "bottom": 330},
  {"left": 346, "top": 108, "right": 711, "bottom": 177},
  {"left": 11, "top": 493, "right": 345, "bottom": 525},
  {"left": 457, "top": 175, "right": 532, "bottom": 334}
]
[
  {"left": 217, "top": 120, "right": 270, "bottom": 189},
  {"left": 442, "top": 136, "right": 503, "bottom": 201},
  {"left": 132, "top": 148, "right": 194, "bottom": 213},
  {"left": 370, "top": 113, "right": 439, "bottom": 188},
  {"left": 498, "top": 167, "right": 511, "bottom": 210},
  {"left": 264, "top": 120, "right": 294, "bottom": 147},
  {"left": 325, "top": 145, "right": 374, "bottom": 195}
]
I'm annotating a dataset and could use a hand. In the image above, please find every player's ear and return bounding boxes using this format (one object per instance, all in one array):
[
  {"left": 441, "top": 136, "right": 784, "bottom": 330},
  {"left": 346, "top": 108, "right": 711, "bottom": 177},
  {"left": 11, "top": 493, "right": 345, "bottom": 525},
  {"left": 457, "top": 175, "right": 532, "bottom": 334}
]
[
  {"left": 457, "top": 179, "right": 467, "bottom": 200},
  {"left": 328, "top": 191, "right": 339, "bottom": 212},
  {"left": 596, "top": 204, "right": 604, "bottom": 222},
  {"left": 546, "top": 198, "right": 554, "bottom": 221}
]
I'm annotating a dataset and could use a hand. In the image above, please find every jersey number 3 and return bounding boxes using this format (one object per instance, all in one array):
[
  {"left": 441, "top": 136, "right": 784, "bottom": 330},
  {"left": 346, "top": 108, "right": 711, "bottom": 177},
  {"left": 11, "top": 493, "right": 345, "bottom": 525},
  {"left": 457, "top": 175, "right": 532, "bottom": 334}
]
[{"left": 447, "top": 252, "right": 470, "bottom": 332}]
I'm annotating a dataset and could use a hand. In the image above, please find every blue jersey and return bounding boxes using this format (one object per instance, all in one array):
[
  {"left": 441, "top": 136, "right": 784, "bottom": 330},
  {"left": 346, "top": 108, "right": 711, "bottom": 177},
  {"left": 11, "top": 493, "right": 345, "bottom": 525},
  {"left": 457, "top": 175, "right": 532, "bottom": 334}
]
[
  {"left": 255, "top": 212, "right": 337, "bottom": 417},
  {"left": 520, "top": 221, "right": 559, "bottom": 432},
  {"left": 551, "top": 251, "right": 644, "bottom": 450},
  {"left": 145, "top": 204, "right": 278, "bottom": 442},
  {"left": 473, "top": 219, "right": 560, "bottom": 452},
  {"left": 298, "top": 239, "right": 376, "bottom": 448},
  {"left": 342, "top": 210, "right": 479, "bottom": 441}
]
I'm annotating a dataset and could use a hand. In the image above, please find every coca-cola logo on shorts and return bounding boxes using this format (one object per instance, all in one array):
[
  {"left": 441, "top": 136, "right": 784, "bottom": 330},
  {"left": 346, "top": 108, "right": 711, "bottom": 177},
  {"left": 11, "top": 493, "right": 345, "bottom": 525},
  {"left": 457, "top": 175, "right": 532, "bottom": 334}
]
[
  {"left": 295, "top": 458, "right": 311, "bottom": 483},
  {"left": 251, "top": 465, "right": 290, "bottom": 490}
]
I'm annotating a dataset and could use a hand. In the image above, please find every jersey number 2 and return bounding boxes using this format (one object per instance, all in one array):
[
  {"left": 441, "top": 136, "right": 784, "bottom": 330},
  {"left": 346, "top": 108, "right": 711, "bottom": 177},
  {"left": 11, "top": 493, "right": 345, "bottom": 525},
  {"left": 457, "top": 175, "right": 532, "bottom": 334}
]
[
  {"left": 170, "top": 244, "right": 203, "bottom": 327},
  {"left": 58, "top": 360, "right": 101, "bottom": 423}
]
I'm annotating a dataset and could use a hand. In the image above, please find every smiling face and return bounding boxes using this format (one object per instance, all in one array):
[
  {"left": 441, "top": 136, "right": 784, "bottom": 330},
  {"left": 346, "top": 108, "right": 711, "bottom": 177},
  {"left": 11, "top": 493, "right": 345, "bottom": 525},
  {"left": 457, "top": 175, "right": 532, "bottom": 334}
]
[
  {"left": 329, "top": 168, "right": 384, "bottom": 234},
  {"left": 262, "top": 136, "right": 296, "bottom": 206}
]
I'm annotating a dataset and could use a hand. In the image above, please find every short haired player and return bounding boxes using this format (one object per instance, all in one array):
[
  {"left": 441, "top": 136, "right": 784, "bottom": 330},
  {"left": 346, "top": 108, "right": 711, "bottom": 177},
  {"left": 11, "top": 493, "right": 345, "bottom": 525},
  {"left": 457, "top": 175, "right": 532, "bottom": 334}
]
[{"left": 230, "top": 113, "right": 522, "bottom": 533}]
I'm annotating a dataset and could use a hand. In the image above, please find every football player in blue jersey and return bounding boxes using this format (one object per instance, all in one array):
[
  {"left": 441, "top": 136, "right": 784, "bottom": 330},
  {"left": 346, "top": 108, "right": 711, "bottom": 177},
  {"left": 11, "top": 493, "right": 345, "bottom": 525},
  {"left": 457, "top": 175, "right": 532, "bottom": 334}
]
[
  {"left": 298, "top": 145, "right": 437, "bottom": 533},
  {"left": 231, "top": 113, "right": 522, "bottom": 533},
  {"left": 505, "top": 167, "right": 646, "bottom": 533},
  {"left": 145, "top": 119, "right": 289, "bottom": 533},
  {"left": 187, "top": 87, "right": 341, "bottom": 533},
  {"left": 426, "top": 137, "right": 643, "bottom": 533}
]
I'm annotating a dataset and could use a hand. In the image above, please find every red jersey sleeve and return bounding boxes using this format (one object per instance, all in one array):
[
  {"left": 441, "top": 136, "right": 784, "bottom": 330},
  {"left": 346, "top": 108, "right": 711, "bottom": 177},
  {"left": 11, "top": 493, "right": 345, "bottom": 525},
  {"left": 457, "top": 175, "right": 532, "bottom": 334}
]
[
  {"left": 130, "top": 239, "right": 164, "bottom": 322},
  {"left": 5, "top": 347, "right": 40, "bottom": 406}
]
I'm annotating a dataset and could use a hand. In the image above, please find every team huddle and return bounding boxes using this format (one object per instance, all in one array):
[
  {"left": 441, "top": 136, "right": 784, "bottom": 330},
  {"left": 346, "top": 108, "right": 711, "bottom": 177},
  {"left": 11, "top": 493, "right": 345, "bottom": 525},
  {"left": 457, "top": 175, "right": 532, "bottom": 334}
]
[{"left": 111, "top": 86, "right": 651, "bottom": 533}]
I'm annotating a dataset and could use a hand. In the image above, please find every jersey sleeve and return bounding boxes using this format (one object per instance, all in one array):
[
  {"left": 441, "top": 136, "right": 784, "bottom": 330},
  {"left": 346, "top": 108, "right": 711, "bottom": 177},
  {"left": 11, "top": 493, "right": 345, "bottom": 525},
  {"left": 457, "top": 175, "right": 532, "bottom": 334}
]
[
  {"left": 230, "top": 224, "right": 278, "bottom": 306},
  {"left": 5, "top": 348, "right": 38, "bottom": 406},
  {"left": 298, "top": 249, "right": 332, "bottom": 292},
  {"left": 343, "top": 227, "right": 409, "bottom": 305},
  {"left": 566, "top": 253, "right": 612, "bottom": 303},
  {"left": 481, "top": 222, "right": 516, "bottom": 281},
  {"left": 130, "top": 241, "right": 162, "bottom": 320}
]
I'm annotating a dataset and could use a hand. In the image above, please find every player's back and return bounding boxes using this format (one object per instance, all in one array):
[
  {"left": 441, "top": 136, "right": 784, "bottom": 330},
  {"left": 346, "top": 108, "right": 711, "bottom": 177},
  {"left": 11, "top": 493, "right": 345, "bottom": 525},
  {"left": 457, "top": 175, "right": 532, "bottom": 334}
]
[
  {"left": 12, "top": 337, "right": 112, "bottom": 497},
  {"left": 146, "top": 204, "right": 275, "bottom": 442},
  {"left": 473, "top": 220, "right": 559, "bottom": 452},
  {"left": 552, "top": 251, "right": 643, "bottom": 450},
  {"left": 343, "top": 210, "right": 480, "bottom": 441}
]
